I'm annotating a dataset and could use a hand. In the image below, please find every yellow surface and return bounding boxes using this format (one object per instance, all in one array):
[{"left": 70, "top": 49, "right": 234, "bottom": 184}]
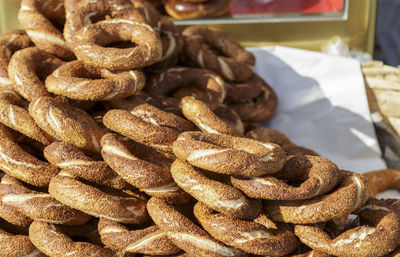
[{"left": 0, "top": 0, "right": 377, "bottom": 55}]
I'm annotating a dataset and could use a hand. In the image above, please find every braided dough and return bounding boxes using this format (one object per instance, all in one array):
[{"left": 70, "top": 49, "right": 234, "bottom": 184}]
[
  {"left": 29, "top": 221, "right": 116, "bottom": 257},
  {"left": 101, "top": 133, "right": 189, "bottom": 202},
  {"left": 194, "top": 202, "right": 297, "bottom": 256},
  {"left": 49, "top": 170, "right": 149, "bottom": 224},
  {"left": 225, "top": 73, "right": 263, "bottom": 102},
  {"left": 172, "top": 131, "right": 286, "bottom": 176},
  {"left": 147, "top": 197, "right": 248, "bottom": 257},
  {"left": 8, "top": 47, "right": 64, "bottom": 101},
  {"left": 0, "top": 174, "right": 90, "bottom": 225},
  {"left": 147, "top": 67, "right": 226, "bottom": 110},
  {"left": 18, "top": 0, "right": 74, "bottom": 60},
  {"left": 45, "top": 60, "right": 145, "bottom": 101},
  {"left": 0, "top": 124, "right": 58, "bottom": 187},
  {"left": 231, "top": 155, "right": 341, "bottom": 200},
  {"left": 0, "top": 227, "right": 45, "bottom": 257},
  {"left": 364, "top": 169, "right": 400, "bottom": 197},
  {"left": 0, "top": 89, "right": 54, "bottom": 145},
  {"left": 183, "top": 26, "right": 255, "bottom": 82},
  {"left": 266, "top": 171, "right": 370, "bottom": 224},
  {"left": 295, "top": 198, "right": 400, "bottom": 257},
  {"left": 104, "top": 97, "right": 194, "bottom": 152},
  {"left": 98, "top": 218, "right": 180, "bottom": 255},
  {"left": 44, "top": 141, "right": 126, "bottom": 189},
  {"left": 181, "top": 96, "right": 243, "bottom": 136},
  {"left": 0, "top": 29, "right": 33, "bottom": 88},
  {"left": 171, "top": 159, "right": 261, "bottom": 219},
  {"left": 29, "top": 96, "right": 106, "bottom": 154},
  {"left": 229, "top": 79, "right": 278, "bottom": 123}
]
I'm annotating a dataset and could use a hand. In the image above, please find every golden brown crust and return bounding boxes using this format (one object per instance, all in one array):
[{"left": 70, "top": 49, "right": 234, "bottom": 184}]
[
  {"left": 172, "top": 131, "right": 286, "bottom": 176},
  {"left": 18, "top": 0, "right": 74, "bottom": 60},
  {"left": 0, "top": 124, "right": 58, "bottom": 187},
  {"left": 229, "top": 78, "right": 278, "bottom": 123},
  {"left": 225, "top": 73, "right": 263, "bottom": 102},
  {"left": 295, "top": 198, "right": 400, "bottom": 257},
  {"left": 183, "top": 26, "right": 254, "bottom": 82},
  {"left": 29, "top": 220, "right": 115, "bottom": 257},
  {"left": 147, "top": 197, "right": 248, "bottom": 257},
  {"left": 29, "top": 96, "right": 106, "bottom": 154},
  {"left": 231, "top": 155, "right": 341, "bottom": 200},
  {"left": 0, "top": 29, "right": 33, "bottom": 88},
  {"left": 165, "top": 0, "right": 232, "bottom": 20},
  {"left": 49, "top": 170, "right": 149, "bottom": 224},
  {"left": 266, "top": 171, "right": 370, "bottom": 224},
  {"left": 8, "top": 47, "right": 64, "bottom": 102},
  {"left": 147, "top": 67, "right": 226, "bottom": 110},
  {"left": 104, "top": 98, "right": 194, "bottom": 152},
  {"left": 98, "top": 218, "right": 180, "bottom": 255},
  {"left": 364, "top": 169, "right": 400, "bottom": 197},
  {"left": 44, "top": 141, "right": 126, "bottom": 189},
  {"left": 0, "top": 228, "right": 45, "bottom": 257},
  {"left": 194, "top": 202, "right": 298, "bottom": 256},
  {"left": 46, "top": 60, "right": 145, "bottom": 101},
  {"left": 101, "top": 133, "right": 189, "bottom": 202},
  {"left": 171, "top": 159, "right": 261, "bottom": 219},
  {"left": 0, "top": 174, "right": 90, "bottom": 226},
  {"left": 0, "top": 89, "right": 54, "bottom": 145},
  {"left": 181, "top": 96, "right": 242, "bottom": 136}
]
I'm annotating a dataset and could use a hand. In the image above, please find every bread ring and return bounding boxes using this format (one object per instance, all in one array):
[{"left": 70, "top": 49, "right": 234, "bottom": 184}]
[
  {"left": 288, "top": 250, "right": 332, "bottom": 257},
  {"left": 72, "top": 17, "right": 162, "bottom": 70},
  {"left": 147, "top": 67, "right": 226, "bottom": 110},
  {"left": 18, "top": 0, "right": 74, "bottom": 60},
  {"left": 0, "top": 124, "right": 58, "bottom": 187},
  {"left": 98, "top": 218, "right": 180, "bottom": 255},
  {"left": 181, "top": 96, "right": 242, "bottom": 136},
  {"left": 183, "top": 26, "right": 254, "bottom": 82},
  {"left": 158, "top": 16, "right": 183, "bottom": 61},
  {"left": 0, "top": 228, "right": 45, "bottom": 257},
  {"left": 45, "top": 60, "right": 145, "bottom": 101},
  {"left": 103, "top": 99, "right": 194, "bottom": 152},
  {"left": 0, "top": 30, "right": 33, "bottom": 88},
  {"left": 246, "top": 126, "right": 319, "bottom": 156},
  {"left": 295, "top": 198, "right": 400, "bottom": 257},
  {"left": 0, "top": 174, "right": 90, "bottom": 226},
  {"left": 44, "top": 141, "right": 126, "bottom": 189},
  {"left": 29, "top": 96, "right": 106, "bottom": 154},
  {"left": 147, "top": 197, "right": 248, "bottom": 257},
  {"left": 0, "top": 89, "right": 54, "bottom": 145},
  {"left": 364, "top": 169, "right": 400, "bottom": 197},
  {"left": 165, "top": 0, "right": 232, "bottom": 20},
  {"left": 29, "top": 221, "right": 116, "bottom": 257},
  {"left": 231, "top": 155, "right": 341, "bottom": 200},
  {"left": 193, "top": 202, "right": 297, "bottom": 256},
  {"left": 171, "top": 159, "right": 261, "bottom": 219},
  {"left": 225, "top": 73, "right": 263, "bottom": 102},
  {"left": 49, "top": 170, "right": 149, "bottom": 224},
  {"left": 101, "top": 133, "right": 189, "bottom": 202},
  {"left": 0, "top": 202, "right": 33, "bottom": 228},
  {"left": 265, "top": 171, "right": 370, "bottom": 224},
  {"left": 172, "top": 131, "right": 286, "bottom": 176},
  {"left": 8, "top": 47, "right": 64, "bottom": 102},
  {"left": 214, "top": 104, "right": 244, "bottom": 135},
  {"left": 229, "top": 79, "right": 278, "bottom": 123}
]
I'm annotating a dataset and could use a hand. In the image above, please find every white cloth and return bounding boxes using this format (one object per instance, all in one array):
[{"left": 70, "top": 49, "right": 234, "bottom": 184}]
[{"left": 249, "top": 46, "right": 387, "bottom": 173}]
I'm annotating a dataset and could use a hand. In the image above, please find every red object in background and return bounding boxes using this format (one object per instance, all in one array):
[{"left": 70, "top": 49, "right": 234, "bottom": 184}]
[{"left": 232, "top": 0, "right": 345, "bottom": 14}]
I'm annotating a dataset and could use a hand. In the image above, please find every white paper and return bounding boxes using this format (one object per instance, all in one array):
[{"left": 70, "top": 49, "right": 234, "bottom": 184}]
[{"left": 249, "top": 46, "right": 387, "bottom": 173}]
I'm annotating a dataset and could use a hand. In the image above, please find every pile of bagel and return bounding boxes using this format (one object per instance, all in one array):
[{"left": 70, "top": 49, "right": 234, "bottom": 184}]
[{"left": 0, "top": 0, "right": 399, "bottom": 256}]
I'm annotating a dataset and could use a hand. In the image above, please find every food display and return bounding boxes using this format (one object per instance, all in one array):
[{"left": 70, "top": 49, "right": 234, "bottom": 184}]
[{"left": 0, "top": 0, "right": 399, "bottom": 256}]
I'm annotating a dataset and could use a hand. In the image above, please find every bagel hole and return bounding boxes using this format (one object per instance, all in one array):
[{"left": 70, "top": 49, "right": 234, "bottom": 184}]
[
  {"left": 203, "top": 44, "right": 230, "bottom": 58},
  {"left": 69, "top": 235, "right": 92, "bottom": 243},
  {"left": 88, "top": 12, "right": 112, "bottom": 24},
  {"left": 105, "top": 41, "right": 137, "bottom": 49}
]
